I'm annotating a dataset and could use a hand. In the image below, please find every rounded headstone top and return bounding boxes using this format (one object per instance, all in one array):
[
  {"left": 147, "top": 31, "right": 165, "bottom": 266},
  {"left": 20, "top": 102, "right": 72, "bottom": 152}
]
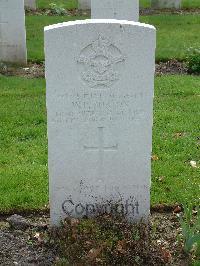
[{"left": 44, "top": 19, "right": 156, "bottom": 33}]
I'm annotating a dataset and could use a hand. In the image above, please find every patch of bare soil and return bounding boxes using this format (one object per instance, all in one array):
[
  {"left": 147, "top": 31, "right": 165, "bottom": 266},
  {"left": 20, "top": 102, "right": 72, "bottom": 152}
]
[
  {"left": 0, "top": 214, "right": 55, "bottom": 265},
  {"left": 25, "top": 8, "right": 200, "bottom": 17},
  {"left": 25, "top": 8, "right": 88, "bottom": 17},
  {"left": 140, "top": 8, "right": 200, "bottom": 16},
  {"left": 0, "top": 62, "right": 45, "bottom": 78},
  {"left": 156, "top": 59, "right": 188, "bottom": 76},
  {"left": 0, "top": 60, "right": 190, "bottom": 79},
  {"left": 0, "top": 212, "right": 194, "bottom": 265}
]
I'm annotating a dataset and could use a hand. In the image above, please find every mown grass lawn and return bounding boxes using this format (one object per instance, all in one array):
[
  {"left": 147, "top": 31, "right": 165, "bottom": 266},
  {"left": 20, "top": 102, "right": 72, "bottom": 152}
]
[
  {"left": 0, "top": 75, "right": 199, "bottom": 213},
  {"left": 26, "top": 15, "right": 85, "bottom": 62},
  {"left": 141, "top": 15, "right": 200, "bottom": 61},
  {"left": 26, "top": 14, "right": 200, "bottom": 62},
  {"left": 37, "top": 0, "right": 200, "bottom": 9}
]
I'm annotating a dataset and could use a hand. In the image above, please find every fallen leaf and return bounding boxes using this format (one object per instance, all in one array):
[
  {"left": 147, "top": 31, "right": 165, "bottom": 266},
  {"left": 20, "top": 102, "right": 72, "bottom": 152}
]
[
  {"left": 96, "top": 258, "right": 103, "bottom": 263},
  {"left": 34, "top": 232, "right": 44, "bottom": 244},
  {"left": 85, "top": 241, "right": 93, "bottom": 246},
  {"left": 70, "top": 218, "right": 79, "bottom": 240},
  {"left": 190, "top": 160, "right": 197, "bottom": 168},
  {"left": 156, "top": 176, "right": 165, "bottom": 182},
  {"left": 173, "top": 206, "right": 182, "bottom": 213},
  {"left": 23, "top": 68, "right": 30, "bottom": 71},
  {"left": 87, "top": 247, "right": 102, "bottom": 261},
  {"left": 192, "top": 209, "right": 198, "bottom": 215},
  {"left": 0, "top": 221, "right": 9, "bottom": 229},
  {"left": 70, "top": 218, "right": 80, "bottom": 226},
  {"left": 174, "top": 132, "right": 184, "bottom": 138},
  {"left": 151, "top": 155, "right": 159, "bottom": 161},
  {"left": 160, "top": 247, "right": 172, "bottom": 263},
  {"left": 116, "top": 240, "right": 126, "bottom": 254}
]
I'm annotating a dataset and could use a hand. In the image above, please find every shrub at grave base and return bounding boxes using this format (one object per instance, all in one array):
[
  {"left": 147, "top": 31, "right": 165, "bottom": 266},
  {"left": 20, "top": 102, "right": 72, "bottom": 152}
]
[
  {"left": 179, "top": 203, "right": 200, "bottom": 256},
  {"left": 187, "top": 48, "right": 200, "bottom": 74},
  {"left": 50, "top": 215, "right": 166, "bottom": 265},
  {"left": 49, "top": 3, "right": 67, "bottom": 15}
]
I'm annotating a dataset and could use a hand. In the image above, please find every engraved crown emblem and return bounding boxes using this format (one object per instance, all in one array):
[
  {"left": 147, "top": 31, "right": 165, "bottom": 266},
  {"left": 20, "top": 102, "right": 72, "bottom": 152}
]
[{"left": 77, "top": 35, "right": 125, "bottom": 88}]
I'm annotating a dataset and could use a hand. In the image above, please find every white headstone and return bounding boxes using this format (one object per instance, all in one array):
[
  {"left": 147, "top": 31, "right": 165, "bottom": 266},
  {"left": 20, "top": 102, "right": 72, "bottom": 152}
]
[
  {"left": 78, "top": 0, "right": 91, "bottom": 10},
  {"left": 24, "top": 0, "right": 36, "bottom": 10},
  {"left": 151, "top": 0, "right": 181, "bottom": 9},
  {"left": 45, "top": 19, "right": 156, "bottom": 226},
  {"left": 91, "top": 0, "right": 139, "bottom": 21},
  {"left": 0, "top": 0, "right": 27, "bottom": 64}
]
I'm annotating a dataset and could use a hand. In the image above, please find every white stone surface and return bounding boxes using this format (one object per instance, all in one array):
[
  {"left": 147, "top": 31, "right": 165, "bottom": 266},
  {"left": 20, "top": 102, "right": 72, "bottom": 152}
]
[
  {"left": 91, "top": 0, "right": 139, "bottom": 21},
  {"left": 24, "top": 0, "right": 36, "bottom": 10},
  {"left": 78, "top": 0, "right": 91, "bottom": 10},
  {"left": 0, "top": 0, "right": 27, "bottom": 64},
  {"left": 151, "top": 0, "right": 181, "bottom": 9},
  {"left": 45, "top": 19, "right": 156, "bottom": 226}
]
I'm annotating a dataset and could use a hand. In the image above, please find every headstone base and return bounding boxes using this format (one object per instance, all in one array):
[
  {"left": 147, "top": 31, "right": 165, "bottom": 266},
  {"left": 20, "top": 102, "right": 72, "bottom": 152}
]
[
  {"left": 78, "top": 0, "right": 91, "bottom": 10},
  {"left": 91, "top": 0, "right": 139, "bottom": 21},
  {"left": 24, "top": 0, "right": 36, "bottom": 10},
  {"left": 151, "top": 0, "right": 181, "bottom": 9}
]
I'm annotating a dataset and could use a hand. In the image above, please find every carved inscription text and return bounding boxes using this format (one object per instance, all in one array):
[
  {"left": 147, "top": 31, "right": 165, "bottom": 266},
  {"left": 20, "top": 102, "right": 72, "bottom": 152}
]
[{"left": 52, "top": 91, "right": 148, "bottom": 124}]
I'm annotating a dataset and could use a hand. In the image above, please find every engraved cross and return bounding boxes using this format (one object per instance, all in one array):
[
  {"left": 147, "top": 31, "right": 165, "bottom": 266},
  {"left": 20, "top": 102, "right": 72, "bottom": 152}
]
[{"left": 84, "top": 127, "right": 118, "bottom": 179}]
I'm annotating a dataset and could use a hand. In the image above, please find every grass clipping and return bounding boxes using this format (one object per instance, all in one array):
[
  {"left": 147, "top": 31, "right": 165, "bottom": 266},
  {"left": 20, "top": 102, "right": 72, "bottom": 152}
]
[{"left": 51, "top": 214, "right": 167, "bottom": 265}]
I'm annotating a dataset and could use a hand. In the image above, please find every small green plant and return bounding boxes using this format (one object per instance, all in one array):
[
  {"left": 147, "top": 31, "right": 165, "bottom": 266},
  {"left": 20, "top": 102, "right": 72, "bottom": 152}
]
[
  {"left": 180, "top": 203, "right": 200, "bottom": 254},
  {"left": 49, "top": 3, "right": 67, "bottom": 15},
  {"left": 186, "top": 47, "right": 200, "bottom": 74},
  {"left": 50, "top": 215, "right": 164, "bottom": 265},
  {"left": 193, "top": 260, "right": 200, "bottom": 266},
  {"left": 196, "top": 258, "right": 200, "bottom": 266}
]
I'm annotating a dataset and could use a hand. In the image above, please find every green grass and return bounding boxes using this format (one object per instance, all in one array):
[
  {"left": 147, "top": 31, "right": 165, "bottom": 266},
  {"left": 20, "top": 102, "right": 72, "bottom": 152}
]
[
  {"left": 152, "top": 75, "right": 200, "bottom": 205},
  {"left": 26, "top": 15, "right": 85, "bottom": 62},
  {"left": 37, "top": 0, "right": 200, "bottom": 9},
  {"left": 26, "top": 14, "right": 200, "bottom": 62},
  {"left": 140, "top": 15, "right": 200, "bottom": 61},
  {"left": 181, "top": 0, "right": 200, "bottom": 8},
  {"left": 0, "top": 78, "right": 48, "bottom": 211},
  {"left": 26, "top": 16, "right": 83, "bottom": 61},
  {"left": 0, "top": 75, "right": 199, "bottom": 212}
]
